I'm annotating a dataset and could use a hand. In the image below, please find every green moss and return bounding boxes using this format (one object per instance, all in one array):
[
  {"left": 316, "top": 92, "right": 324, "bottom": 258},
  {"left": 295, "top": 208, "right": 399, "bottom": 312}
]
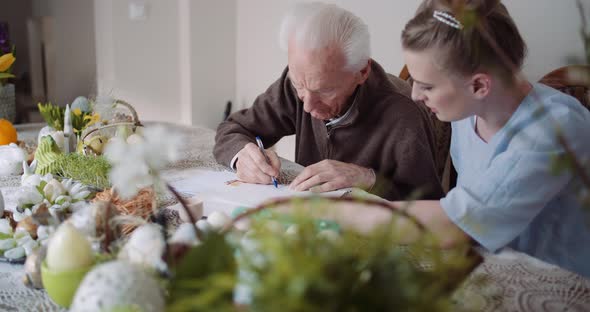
[{"left": 55, "top": 153, "right": 111, "bottom": 189}]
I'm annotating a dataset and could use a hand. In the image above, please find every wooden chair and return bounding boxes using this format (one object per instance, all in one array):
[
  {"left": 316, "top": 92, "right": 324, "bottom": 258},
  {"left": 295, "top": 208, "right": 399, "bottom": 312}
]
[
  {"left": 539, "top": 65, "right": 590, "bottom": 110},
  {"left": 390, "top": 65, "right": 455, "bottom": 192}
]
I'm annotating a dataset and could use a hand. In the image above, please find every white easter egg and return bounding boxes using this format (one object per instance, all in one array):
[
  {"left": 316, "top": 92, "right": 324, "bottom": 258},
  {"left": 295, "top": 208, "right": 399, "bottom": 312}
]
[
  {"left": 37, "top": 126, "right": 55, "bottom": 145},
  {"left": 0, "top": 144, "right": 26, "bottom": 176},
  {"left": 46, "top": 223, "right": 94, "bottom": 271},
  {"left": 50, "top": 131, "right": 65, "bottom": 152},
  {"left": 118, "top": 223, "right": 166, "bottom": 271},
  {"left": 207, "top": 211, "right": 231, "bottom": 231},
  {"left": 169, "top": 223, "right": 199, "bottom": 245},
  {"left": 126, "top": 133, "right": 144, "bottom": 145},
  {"left": 70, "top": 261, "right": 165, "bottom": 312},
  {"left": 195, "top": 219, "right": 212, "bottom": 233}
]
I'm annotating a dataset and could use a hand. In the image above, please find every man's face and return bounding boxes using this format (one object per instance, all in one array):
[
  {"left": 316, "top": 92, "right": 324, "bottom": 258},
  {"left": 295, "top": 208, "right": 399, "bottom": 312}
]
[{"left": 288, "top": 43, "right": 367, "bottom": 120}]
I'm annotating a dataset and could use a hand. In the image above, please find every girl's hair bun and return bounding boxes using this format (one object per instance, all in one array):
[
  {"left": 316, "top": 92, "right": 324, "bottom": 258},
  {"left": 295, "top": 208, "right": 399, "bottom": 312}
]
[
  {"left": 427, "top": 0, "right": 500, "bottom": 17},
  {"left": 465, "top": 0, "right": 501, "bottom": 17}
]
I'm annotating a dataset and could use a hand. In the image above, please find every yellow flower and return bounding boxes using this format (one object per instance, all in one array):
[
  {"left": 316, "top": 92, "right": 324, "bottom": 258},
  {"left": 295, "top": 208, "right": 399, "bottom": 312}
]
[
  {"left": 73, "top": 108, "right": 82, "bottom": 116},
  {"left": 0, "top": 53, "right": 15, "bottom": 72},
  {"left": 84, "top": 113, "right": 101, "bottom": 127}
]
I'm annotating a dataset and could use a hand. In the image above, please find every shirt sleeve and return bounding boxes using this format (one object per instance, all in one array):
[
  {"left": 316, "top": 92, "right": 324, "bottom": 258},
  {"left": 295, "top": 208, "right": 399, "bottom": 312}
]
[
  {"left": 230, "top": 154, "right": 239, "bottom": 170},
  {"left": 213, "top": 67, "right": 298, "bottom": 167},
  {"left": 440, "top": 145, "right": 572, "bottom": 252},
  {"left": 441, "top": 89, "right": 590, "bottom": 252}
]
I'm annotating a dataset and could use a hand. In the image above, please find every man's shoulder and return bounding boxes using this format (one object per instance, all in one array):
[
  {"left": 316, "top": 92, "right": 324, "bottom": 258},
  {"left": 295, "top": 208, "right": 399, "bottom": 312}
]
[
  {"left": 364, "top": 61, "right": 419, "bottom": 112},
  {"left": 368, "top": 60, "right": 412, "bottom": 96}
]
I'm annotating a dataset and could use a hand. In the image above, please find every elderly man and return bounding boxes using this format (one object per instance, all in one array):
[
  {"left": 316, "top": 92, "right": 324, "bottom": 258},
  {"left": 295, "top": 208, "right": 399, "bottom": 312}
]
[{"left": 214, "top": 2, "right": 442, "bottom": 200}]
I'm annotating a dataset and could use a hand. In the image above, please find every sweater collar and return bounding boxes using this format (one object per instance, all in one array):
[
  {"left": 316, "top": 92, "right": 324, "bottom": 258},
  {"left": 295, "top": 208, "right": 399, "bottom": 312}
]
[
  {"left": 324, "top": 74, "right": 368, "bottom": 128},
  {"left": 325, "top": 87, "right": 360, "bottom": 127}
]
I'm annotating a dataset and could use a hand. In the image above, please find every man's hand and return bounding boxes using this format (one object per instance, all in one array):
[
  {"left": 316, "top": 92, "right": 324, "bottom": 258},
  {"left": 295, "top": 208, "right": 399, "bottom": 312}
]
[
  {"left": 289, "top": 160, "right": 376, "bottom": 192},
  {"left": 235, "top": 143, "right": 281, "bottom": 184}
]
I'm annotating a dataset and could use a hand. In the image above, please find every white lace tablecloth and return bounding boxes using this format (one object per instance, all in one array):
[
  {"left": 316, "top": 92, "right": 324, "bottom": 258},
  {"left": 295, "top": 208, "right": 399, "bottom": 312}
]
[{"left": 1, "top": 123, "right": 589, "bottom": 311}]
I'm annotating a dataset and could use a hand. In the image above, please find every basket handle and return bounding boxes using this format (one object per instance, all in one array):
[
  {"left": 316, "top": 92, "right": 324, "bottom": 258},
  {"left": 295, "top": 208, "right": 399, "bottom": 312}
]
[
  {"left": 227, "top": 195, "right": 427, "bottom": 233},
  {"left": 81, "top": 99, "right": 143, "bottom": 143},
  {"left": 113, "top": 99, "right": 143, "bottom": 128}
]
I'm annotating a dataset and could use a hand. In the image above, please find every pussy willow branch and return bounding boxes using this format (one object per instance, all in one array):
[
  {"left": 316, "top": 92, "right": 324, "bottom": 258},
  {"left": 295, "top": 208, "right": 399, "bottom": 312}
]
[
  {"left": 470, "top": 14, "right": 590, "bottom": 191},
  {"left": 166, "top": 183, "right": 203, "bottom": 241},
  {"left": 103, "top": 196, "right": 114, "bottom": 253}
]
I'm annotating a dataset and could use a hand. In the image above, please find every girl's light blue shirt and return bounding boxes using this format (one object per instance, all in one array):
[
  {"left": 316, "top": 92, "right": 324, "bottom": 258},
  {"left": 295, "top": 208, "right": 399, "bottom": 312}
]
[{"left": 440, "top": 83, "right": 590, "bottom": 277}]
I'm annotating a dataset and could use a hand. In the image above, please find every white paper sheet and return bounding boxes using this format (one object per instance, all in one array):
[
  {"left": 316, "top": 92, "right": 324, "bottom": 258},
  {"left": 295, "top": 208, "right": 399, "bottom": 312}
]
[{"left": 168, "top": 169, "right": 349, "bottom": 215}]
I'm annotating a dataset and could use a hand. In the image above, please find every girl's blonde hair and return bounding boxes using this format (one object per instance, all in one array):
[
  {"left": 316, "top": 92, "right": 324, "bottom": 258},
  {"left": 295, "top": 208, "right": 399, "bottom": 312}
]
[{"left": 401, "top": 0, "right": 526, "bottom": 79}]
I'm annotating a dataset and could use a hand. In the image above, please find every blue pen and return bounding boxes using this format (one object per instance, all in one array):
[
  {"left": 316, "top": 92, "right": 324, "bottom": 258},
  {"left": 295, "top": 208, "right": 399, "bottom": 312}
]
[{"left": 255, "top": 136, "right": 279, "bottom": 188}]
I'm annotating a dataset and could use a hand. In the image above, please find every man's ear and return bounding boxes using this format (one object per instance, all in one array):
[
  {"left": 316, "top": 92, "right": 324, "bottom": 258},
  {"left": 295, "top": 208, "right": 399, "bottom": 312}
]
[
  {"left": 357, "top": 59, "right": 372, "bottom": 84},
  {"left": 470, "top": 73, "right": 492, "bottom": 99}
]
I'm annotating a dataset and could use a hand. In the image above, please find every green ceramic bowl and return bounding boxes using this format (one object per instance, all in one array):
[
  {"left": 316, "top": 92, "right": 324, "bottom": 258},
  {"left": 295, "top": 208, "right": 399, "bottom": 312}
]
[{"left": 41, "top": 261, "right": 93, "bottom": 307}]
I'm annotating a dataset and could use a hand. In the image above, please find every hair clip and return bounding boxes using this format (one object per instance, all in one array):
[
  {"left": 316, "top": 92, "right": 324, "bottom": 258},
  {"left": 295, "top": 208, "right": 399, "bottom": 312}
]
[{"left": 433, "top": 10, "right": 463, "bottom": 29}]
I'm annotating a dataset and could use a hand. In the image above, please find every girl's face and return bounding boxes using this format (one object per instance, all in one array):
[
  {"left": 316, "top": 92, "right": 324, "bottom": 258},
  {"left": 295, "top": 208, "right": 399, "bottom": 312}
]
[{"left": 403, "top": 48, "right": 477, "bottom": 122}]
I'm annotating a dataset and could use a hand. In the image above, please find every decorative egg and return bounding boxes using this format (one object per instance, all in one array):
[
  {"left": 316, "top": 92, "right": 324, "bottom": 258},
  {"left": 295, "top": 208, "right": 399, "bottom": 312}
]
[
  {"left": 50, "top": 131, "right": 65, "bottom": 152},
  {"left": 207, "top": 211, "right": 231, "bottom": 231},
  {"left": 46, "top": 223, "right": 94, "bottom": 272},
  {"left": 70, "top": 261, "right": 165, "bottom": 312},
  {"left": 117, "top": 223, "right": 166, "bottom": 271},
  {"left": 71, "top": 96, "right": 91, "bottom": 113},
  {"left": 169, "top": 223, "right": 199, "bottom": 245},
  {"left": 16, "top": 216, "right": 38, "bottom": 239},
  {"left": 23, "top": 245, "right": 47, "bottom": 289},
  {"left": 126, "top": 133, "right": 144, "bottom": 145},
  {"left": 195, "top": 219, "right": 212, "bottom": 233},
  {"left": 0, "top": 143, "right": 26, "bottom": 176},
  {"left": 37, "top": 126, "right": 56, "bottom": 146},
  {"left": 85, "top": 135, "right": 107, "bottom": 155}
]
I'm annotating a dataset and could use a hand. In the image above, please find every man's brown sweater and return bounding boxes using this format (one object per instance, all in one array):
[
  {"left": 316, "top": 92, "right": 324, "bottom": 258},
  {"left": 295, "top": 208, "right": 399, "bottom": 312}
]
[{"left": 214, "top": 60, "right": 443, "bottom": 200}]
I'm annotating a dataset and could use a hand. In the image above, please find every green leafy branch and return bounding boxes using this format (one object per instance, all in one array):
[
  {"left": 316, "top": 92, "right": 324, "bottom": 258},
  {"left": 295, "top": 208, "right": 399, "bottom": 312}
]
[
  {"left": 166, "top": 202, "right": 478, "bottom": 311},
  {"left": 38, "top": 102, "right": 65, "bottom": 130},
  {"left": 38, "top": 102, "right": 96, "bottom": 135},
  {"left": 0, "top": 45, "right": 16, "bottom": 85}
]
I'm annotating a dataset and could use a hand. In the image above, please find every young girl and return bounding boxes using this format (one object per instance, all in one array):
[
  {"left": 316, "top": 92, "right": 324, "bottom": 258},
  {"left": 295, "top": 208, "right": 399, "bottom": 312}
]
[{"left": 397, "top": 0, "right": 590, "bottom": 277}]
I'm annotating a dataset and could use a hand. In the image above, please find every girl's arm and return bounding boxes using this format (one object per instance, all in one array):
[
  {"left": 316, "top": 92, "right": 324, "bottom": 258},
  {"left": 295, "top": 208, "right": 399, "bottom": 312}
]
[{"left": 390, "top": 200, "right": 471, "bottom": 248}]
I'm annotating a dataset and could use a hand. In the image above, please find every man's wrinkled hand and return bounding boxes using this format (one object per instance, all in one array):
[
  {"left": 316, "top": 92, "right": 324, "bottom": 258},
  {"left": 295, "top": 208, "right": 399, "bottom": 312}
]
[
  {"left": 289, "top": 159, "right": 375, "bottom": 192},
  {"left": 235, "top": 143, "right": 281, "bottom": 184}
]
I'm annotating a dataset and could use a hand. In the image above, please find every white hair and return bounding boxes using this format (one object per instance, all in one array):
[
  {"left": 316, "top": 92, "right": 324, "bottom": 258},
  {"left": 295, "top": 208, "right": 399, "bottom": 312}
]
[{"left": 279, "top": 2, "right": 371, "bottom": 72}]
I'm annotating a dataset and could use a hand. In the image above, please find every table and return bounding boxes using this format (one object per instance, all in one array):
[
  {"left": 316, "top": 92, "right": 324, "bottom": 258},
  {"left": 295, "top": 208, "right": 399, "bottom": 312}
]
[{"left": 1, "top": 123, "right": 589, "bottom": 311}]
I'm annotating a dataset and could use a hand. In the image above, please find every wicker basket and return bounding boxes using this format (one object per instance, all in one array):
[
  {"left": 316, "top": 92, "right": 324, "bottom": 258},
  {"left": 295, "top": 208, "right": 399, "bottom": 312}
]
[
  {"left": 93, "top": 187, "right": 156, "bottom": 235},
  {"left": 231, "top": 196, "right": 482, "bottom": 287},
  {"left": 79, "top": 99, "right": 143, "bottom": 156}
]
